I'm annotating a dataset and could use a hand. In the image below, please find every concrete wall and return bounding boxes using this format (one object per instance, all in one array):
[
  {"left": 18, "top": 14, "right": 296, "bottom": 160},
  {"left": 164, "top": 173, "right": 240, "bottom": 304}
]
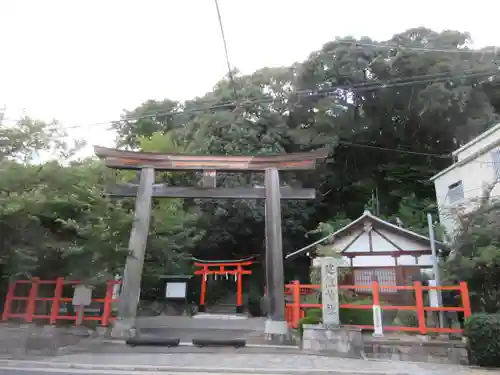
[{"left": 302, "top": 324, "right": 468, "bottom": 365}]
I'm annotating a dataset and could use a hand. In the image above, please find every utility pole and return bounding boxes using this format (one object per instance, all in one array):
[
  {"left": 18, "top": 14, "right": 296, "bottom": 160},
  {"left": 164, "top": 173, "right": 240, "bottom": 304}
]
[{"left": 427, "top": 213, "right": 444, "bottom": 329}]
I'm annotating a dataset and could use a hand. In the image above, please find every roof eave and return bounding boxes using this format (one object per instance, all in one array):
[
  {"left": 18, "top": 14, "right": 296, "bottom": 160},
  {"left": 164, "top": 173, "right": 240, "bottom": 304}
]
[
  {"left": 429, "top": 162, "right": 458, "bottom": 181},
  {"left": 452, "top": 122, "right": 500, "bottom": 156}
]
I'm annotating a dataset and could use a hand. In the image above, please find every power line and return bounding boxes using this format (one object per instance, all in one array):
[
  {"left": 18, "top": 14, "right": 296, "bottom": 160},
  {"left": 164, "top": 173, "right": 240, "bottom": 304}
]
[
  {"left": 214, "top": 0, "right": 238, "bottom": 99},
  {"left": 2, "top": 67, "right": 497, "bottom": 131},
  {"left": 339, "top": 141, "right": 451, "bottom": 158},
  {"left": 26, "top": 67, "right": 496, "bottom": 130},
  {"left": 332, "top": 39, "right": 500, "bottom": 56}
]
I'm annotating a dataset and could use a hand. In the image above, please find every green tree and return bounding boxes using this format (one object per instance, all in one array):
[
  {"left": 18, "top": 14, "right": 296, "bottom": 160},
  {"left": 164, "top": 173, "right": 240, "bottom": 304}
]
[
  {"left": 444, "top": 186, "right": 500, "bottom": 313},
  {"left": 108, "top": 27, "right": 500, "bottom": 286},
  {"left": 0, "top": 119, "right": 200, "bottom": 285}
]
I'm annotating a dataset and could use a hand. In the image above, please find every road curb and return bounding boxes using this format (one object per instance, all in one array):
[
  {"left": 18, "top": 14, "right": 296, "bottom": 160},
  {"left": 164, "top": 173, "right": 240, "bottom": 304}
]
[{"left": 0, "top": 360, "right": 410, "bottom": 374}]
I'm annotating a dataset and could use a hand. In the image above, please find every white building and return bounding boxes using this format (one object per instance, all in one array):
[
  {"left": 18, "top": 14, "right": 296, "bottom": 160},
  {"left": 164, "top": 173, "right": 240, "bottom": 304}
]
[{"left": 430, "top": 122, "right": 500, "bottom": 237}]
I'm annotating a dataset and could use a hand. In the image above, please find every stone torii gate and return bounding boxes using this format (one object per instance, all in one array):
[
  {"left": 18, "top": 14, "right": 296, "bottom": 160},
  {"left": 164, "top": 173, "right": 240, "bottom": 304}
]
[{"left": 94, "top": 146, "right": 327, "bottom": 340}]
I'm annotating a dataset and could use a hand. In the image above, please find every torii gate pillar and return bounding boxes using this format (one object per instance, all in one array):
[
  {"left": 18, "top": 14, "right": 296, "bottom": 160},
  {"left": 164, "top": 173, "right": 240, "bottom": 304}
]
[{"left": 264, "top": 168, "right": 288, "bottom": 341}]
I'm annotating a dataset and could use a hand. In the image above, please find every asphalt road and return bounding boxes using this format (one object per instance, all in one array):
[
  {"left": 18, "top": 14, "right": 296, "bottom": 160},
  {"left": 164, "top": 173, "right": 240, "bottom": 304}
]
[{"left": 0, "top": 368, "right": 329, "bottom": 375}]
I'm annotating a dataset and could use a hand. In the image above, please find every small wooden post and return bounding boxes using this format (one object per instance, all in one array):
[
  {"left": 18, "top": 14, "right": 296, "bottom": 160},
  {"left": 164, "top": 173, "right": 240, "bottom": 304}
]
[
  {"left": 75, "top": 305, "right": 85, "bottom": 325},
  {"left": 371, "top": 281, "right": 383, "bottom": 336},
  {"left": 2, "top": 281, "right": 16, "bottom": 321},
  {"left": 236, "top": 265, "right": 243, "bottom": 313},
  {"left": 199, "top": 265, "right": 207, "bottom": 312},
  {"left": 292, "top": 280, "right": 301, "bottom": 329},
  {"left": 50, "top": 277, "right": 65, "bottom": 324},
  {"left": 414, "top": 281, "right": 427, "bottom": 334},
  {"left": 25, "top": 277, "right": 40, "bottom": 323},
  {"left": 101, "top": 281, "right": 114, "bottom": 326},
  {"left": 459, "top": 282, "right": 472, "bottom": 318}
]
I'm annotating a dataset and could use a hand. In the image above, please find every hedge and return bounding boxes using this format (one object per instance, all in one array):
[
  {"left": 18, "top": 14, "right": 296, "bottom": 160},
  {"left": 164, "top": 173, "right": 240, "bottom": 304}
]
[
  {"left": 302, "top": 300, "right": 376, "bottom": 328},
  {"left": 339, "top": 299, "right": 375, "bottom": 326},
  {"left": 464, "top": 313, "right": 500, "bottom": 367}
]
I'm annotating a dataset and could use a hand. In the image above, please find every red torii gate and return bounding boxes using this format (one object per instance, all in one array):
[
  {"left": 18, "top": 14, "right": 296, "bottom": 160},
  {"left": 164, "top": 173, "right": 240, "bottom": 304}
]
[{"left": 194, "top": 260, "right": 253, "bottom": 313}]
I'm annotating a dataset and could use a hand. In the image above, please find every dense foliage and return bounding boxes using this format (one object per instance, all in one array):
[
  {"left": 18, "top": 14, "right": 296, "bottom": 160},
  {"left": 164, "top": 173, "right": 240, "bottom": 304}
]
[
  {"left": 443, "top": 185, "right": 500, "bottom": 312},
  {"left": 465, "top": 313, "right": 500, "bottom": 367},
  {"left": 0, "top": 120, "right": 199, "bottom": 290},
  {"left": 1, "top": 27, "right": 500, "bottom": 304}
]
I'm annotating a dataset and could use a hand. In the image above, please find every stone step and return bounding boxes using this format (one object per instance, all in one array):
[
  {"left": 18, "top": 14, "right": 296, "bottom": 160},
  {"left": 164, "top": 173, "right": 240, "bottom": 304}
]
[{"left": 206, "top": 308, "right": 237, "bottom": 314}]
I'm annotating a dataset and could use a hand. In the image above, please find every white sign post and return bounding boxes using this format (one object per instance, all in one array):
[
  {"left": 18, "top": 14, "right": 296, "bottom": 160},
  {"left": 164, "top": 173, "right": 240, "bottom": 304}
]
[
  {"left": 320, "top": 257, "right": 348, "bottom": 326},
  {"left": 72, "top": 285, "right": 93, "bottom": 326},
  {"left": 372, "top": 281, "right": 384, "bottom": 337}
]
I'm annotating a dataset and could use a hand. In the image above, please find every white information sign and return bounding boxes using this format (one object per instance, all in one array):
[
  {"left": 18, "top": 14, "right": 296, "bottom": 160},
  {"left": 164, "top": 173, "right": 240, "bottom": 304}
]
[
  {"left": 72, "top": 285, "right": 93, "bottom": 306},
  {"left": 428, "top": 280, "right": 440, "bottom": 308},
  {"left": 320, "top": 257, "right": 348, "bottom": 326},
  {"left": 165, "top": 282, "right": 187, "bottom": 299}
]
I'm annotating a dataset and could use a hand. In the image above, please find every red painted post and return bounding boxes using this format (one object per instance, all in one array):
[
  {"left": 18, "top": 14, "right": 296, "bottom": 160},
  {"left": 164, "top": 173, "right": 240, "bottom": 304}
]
[
  {"left": 459, "top": 282, "right": 472, "bottom": 319},
  {"left": 236, "top": 265, "right": 243, "bottom": 308},
  {"left": 292, "top": 280, "right": 301, "bottom": 329},
  {"left": 414, "top": 281, "right": 427, "bottom": 334},
  {"left": 25, "top": 277, "right": 40, "bottom": 323},
  {"left": 101, "top": 281, "right": 114, "bottom": 326},
  {"left": 50, "top": 277, "right": 64, "bottom": 324},
  {"left": 2, "top": 281, "right": 16, "bottom": 321},
  {"left": 200, "top": 266, "right": 207, "bottom": 308}
]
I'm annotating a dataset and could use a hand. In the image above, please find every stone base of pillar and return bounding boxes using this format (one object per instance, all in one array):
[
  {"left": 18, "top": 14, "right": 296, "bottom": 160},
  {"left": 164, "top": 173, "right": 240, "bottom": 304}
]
[
  {"left": 110, "top": 319, "right": 137, "bottom": 339},
  {"left": 264, "top": 320, "right": 295, "bottom": 345}
]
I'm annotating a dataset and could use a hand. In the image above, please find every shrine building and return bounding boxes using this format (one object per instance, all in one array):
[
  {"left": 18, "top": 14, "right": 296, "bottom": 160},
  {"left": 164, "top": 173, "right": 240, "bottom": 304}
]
[{"left": 286, "top": 210, "right": 445, "bottom": 298}]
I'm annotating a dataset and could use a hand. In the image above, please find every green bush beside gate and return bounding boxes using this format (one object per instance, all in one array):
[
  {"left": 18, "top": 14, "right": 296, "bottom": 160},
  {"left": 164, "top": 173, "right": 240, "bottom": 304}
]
[{"left": 465, "top": 313, "right": 500, "bottom": 367}]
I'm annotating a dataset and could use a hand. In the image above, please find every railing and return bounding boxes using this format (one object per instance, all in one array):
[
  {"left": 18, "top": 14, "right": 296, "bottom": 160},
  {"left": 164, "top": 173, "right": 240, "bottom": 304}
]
[
  {"left": 2, "top": 278, "right": 121, "bottom": 326},
  {"left": 284, "top": 280, "right": 472, "bottom": 334}
]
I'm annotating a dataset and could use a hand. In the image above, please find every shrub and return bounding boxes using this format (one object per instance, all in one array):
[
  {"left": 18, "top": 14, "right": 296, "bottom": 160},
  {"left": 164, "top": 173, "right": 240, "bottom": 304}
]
[
  {"left": 305, "top": 300, "right": 393, "bottom": 327},
  {"left": 247, "top": 297, "right": 263, "bottom": 317},
  {"left": 339, "top": 299, "right": 376, "bottom": 326},
  {"left": 393, "top": 310, "right": 419, "bottom": 328},
  {"left": 305, "top": 308, "right": 322, "bottom": 320},
  {"left": 298, "top": 315, "right": 321, "bottom": 337},
  {"left": 247, "top": 289, "right": 264, "bottom": 317},
  {"left": 465, "top": 313, "right": 500, "bottom": 367}
]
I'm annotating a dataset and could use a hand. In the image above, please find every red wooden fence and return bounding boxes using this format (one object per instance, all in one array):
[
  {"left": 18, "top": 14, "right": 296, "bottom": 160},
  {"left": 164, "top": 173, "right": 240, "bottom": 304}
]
[
  {"left": 2, "top": 278, "right": 473, "bottom": 335},
  {"left": 284, "top": 280, "right": 472, "bottom": 334},
  {"left": 2, "top": 278, "right": 121, "bottom": 326}
]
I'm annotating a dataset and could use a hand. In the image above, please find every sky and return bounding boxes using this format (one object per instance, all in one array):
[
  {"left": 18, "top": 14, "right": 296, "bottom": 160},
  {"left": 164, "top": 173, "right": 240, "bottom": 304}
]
[{"left": 1, "top": 0, "right": 499, "bottom": 156}]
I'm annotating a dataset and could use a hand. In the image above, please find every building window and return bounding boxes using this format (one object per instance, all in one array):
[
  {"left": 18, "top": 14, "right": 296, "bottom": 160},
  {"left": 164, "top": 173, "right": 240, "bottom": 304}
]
[
  {"left": 491, "top": 149, "right": 500, "bottom": 180},
  {"left": 448, "top": 181, "right": 464, "bottom": 203},
  {"left": 353, "top": 269, "right": 396, "bottom": 294}
]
